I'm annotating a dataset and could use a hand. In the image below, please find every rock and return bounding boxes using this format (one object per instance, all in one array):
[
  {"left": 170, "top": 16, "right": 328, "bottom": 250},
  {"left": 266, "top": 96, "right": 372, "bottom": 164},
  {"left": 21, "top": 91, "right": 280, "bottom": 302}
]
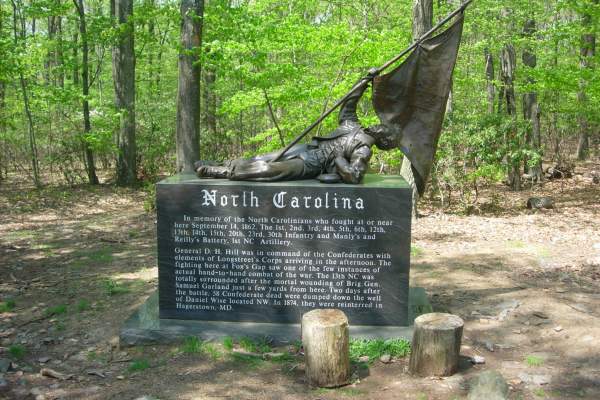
[
  {"left": 109, "top": 337, "right": 120, "bottom": 350},
  {"left": 468, "top": 370, "right": 508, "bottom": 400},
  {"left": 518, "top": 372, "right": 551, "bottom": 385},
  {"left": 37, "top": 357, "right": 50, "bottom": 364},
  {"left": 134, "top": 396, "right": 160, "bottom": 400},
  {"left": 116, "top": 375, "right": 125, "bottom": 380},
  {"left": 358, "top": 355, "right": 370, "bottom": 363},
  {"left": 484, "top": 341, "right": 495, "bottom": 352},
  {"left": 496, "top": 300, "right": 520, "bottom": 321},
  {"left": 0, "top": 374, "right": 8, "bottom": 391},
  {"left": 379, "top": 354, "right": 392, "bottom": 364},
  {"left": 527, "top": 197, "right": 554, "bottom": 209},
  {"left": 553, "top": 326, "right": 563, "bottom": 332},
  {"left": 0, "top": 359, "right": 12, "bottom": 373},
  {"left": 471, "top": 355, "right": 486, "bottom": 364}
]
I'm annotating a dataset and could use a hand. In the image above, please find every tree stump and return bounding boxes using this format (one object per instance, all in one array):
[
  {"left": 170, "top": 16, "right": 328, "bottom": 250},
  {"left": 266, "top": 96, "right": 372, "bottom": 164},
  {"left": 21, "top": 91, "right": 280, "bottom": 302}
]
[
  {"left": 409, "top": 312, "right": 464, "bottom": 376},
  {"left": 302, "top": 309, "right": 350, "bottom": 388}
]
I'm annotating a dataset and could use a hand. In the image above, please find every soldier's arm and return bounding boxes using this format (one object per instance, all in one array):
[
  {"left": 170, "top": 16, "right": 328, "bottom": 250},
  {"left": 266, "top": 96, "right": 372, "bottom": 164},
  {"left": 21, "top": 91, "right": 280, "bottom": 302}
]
[
  {"left": 334, "top": 145, "right": 372, "bottom": 184},
  {"left": 338, "top": 69, "right": 378, "bottom": 124}
]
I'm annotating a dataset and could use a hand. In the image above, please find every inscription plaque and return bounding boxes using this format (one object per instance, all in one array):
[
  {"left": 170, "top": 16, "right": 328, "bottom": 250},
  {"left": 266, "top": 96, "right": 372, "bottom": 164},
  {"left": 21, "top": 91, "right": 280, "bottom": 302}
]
[{"left": 157, "top": 174, "right": 411, "bottom": 326}]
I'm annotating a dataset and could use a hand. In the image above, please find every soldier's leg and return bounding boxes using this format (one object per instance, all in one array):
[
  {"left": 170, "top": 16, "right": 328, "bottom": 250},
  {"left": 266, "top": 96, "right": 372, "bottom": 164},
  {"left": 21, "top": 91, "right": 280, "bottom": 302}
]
[{"left": 229, "top": 159, "right": 307, "bottom": 181}]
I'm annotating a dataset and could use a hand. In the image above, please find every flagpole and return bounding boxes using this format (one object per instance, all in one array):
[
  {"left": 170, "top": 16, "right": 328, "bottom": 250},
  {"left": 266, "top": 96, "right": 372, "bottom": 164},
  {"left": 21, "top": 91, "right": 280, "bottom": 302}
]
[{"left": 270, "top": 0, "right": 473, "bottom": 163}]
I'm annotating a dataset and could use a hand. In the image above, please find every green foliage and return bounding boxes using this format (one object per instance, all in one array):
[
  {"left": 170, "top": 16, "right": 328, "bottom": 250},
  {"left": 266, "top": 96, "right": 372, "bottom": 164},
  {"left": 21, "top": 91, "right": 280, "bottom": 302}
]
[
  {"left": 142, "top": 182, "right": 157, "bottom": 213},
  {"left": 349, "top": 338, "right": 410, "bottom": 363},
  {"left": 9, "top": 344, "right": 26, "bottom": 359},
  {"left": 238, "top": 337, "right": 271, "bottom": 354},
  {"left": 179, "top": 336, "right": 222, "bottom": 360},
  {"left": 525, "top": 355, "right": 544, "bottom": 367},
  {"left": 0, "top": 299, "right": 16, "bottom": 313},
  {"left": 76, "top": 299, "right": 90, "bottom": 312},
  {"left": 46, "top": 304, "right": 68, "bottom": 316},
  {"left": 410, "top": 245, "right": 424, "bottom": 258},
  {"left": 230, "top": 352, "right": 263, "bottom": 368},
  {"left": 2, "top": 0, "right": 600, "bottom": 194},
  {"left": 103, "top": 279, "right": 130, "bottom": 296},
  {"left": 128, "top": 359, "right": 150, "bottom": 373},
  {"left": 222, "top": 336, "right": 234, "bottom": 351},
  {"left": 180, "top": 336, "right": 203, "bottom": 354}
]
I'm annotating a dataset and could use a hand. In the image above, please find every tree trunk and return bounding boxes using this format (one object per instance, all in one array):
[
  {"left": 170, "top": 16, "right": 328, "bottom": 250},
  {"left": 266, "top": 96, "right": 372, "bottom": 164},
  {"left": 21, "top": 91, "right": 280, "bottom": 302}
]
[
  {"left": 175, "top": 0, "right": 204, "bottom": 173},
  {"left": 409, "top": 313, "right": 464, "bottom": 376},
  {"left": 74, "top": 0, "right": 99, "bottom": 184},
  {"left": 12, "top": 0, "right": 41, "bottom": 187},
  {"left": 72, "top": 31, "right": 79, "bottom": 86},
  {"left": 302, "top": 309, "right": 350, "bottom": 388},
  {"left": 485, "top": 48, "right": 495, "bottom": 114},
  {"left": 112, "top": 0, "right": 137, "bottom": 185},
  {"left": 499, "top": 37, "right": 520, "bottom": 191},
  {"left": 401, "top": 0, "right": 434, "bottom": 217},
  {"left": 0, "top": 4, "right": 5, "bottom": 181},
  {"left": 202, "top": 66, "right": 217, "bottom": 138},
  {"left": 522, "top": 19, "right": 542, "bottom": 182},
  {"left": 576, "top": 0, "right": 597, "bottom": 160},
  {"left": 56, "top": 10, "right": 64, "bottom": 88}
]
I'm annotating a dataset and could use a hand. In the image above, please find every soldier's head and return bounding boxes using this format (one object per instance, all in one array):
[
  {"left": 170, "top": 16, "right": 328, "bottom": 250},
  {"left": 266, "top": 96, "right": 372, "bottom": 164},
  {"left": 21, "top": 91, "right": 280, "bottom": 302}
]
[{"left": 365, "top": 124, "right": 401, "bottom": 150}]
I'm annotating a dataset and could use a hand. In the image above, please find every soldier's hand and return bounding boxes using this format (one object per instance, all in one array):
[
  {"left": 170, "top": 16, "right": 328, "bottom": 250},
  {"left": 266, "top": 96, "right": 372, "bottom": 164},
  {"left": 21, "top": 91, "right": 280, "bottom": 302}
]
[{"left": 364, "top": 67, "right": 379, "bottom": 81}]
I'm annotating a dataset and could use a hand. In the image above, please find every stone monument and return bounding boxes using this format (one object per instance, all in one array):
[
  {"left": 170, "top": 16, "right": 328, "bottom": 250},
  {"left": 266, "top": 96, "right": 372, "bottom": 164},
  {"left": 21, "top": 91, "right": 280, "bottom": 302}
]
[{"left": 120, "top": 6, "right": 468, "bottom": 345}]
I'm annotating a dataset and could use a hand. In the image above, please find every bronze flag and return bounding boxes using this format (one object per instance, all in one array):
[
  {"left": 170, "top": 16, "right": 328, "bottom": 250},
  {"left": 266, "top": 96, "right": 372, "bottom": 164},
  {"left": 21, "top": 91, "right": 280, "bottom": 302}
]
[{"left": 372, "top": 14, "right": 464, "bottom": 196}]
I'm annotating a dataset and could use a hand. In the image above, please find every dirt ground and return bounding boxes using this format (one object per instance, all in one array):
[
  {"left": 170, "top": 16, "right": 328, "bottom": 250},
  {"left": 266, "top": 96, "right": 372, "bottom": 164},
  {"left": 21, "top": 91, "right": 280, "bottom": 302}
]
[{"left": 0, "top": 162, "right": 599, "bottom": 400}]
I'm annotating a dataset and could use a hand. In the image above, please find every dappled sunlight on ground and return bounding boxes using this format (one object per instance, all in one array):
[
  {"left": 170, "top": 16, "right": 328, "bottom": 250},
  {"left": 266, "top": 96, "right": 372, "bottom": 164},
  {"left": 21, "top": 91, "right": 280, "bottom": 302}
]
[{"left": 0, "top": 166, "right": 599, "bottom": 399}]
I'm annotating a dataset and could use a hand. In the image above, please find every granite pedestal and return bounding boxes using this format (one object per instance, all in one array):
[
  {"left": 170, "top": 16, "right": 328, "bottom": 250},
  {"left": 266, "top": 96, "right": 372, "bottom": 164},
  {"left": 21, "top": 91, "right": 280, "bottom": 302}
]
[
  {"left": 120, "top": 287, "right": 431, "bottom": 346},
  {"left": 121, "top": 173, "right": 424, "bottom": 345}
]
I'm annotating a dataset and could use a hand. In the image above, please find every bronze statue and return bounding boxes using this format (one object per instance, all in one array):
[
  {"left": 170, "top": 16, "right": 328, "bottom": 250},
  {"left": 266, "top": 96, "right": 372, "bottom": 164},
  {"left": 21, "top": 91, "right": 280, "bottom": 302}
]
[
  {"left": 195, "top": 78, "right": 398, "bottom": 184},
  {"left": 196, "top": 2, "right": 469, "bottom": 191}
]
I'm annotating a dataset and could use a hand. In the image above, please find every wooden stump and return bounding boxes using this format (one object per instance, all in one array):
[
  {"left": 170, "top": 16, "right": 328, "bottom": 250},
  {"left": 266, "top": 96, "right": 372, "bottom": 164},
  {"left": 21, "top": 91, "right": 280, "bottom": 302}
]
[
  {"left": 409, "top": 312, "right": 464, "bottom": 376},
  {"left": 302, "top": 309, "right": 350, "bottom": 387}
]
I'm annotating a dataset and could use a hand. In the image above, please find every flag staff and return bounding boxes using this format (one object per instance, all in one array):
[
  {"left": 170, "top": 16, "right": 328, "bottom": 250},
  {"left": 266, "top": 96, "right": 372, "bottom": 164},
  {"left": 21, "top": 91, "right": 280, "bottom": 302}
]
[{"left": 270, "top": 0, "right": 473, "bottom": 163}]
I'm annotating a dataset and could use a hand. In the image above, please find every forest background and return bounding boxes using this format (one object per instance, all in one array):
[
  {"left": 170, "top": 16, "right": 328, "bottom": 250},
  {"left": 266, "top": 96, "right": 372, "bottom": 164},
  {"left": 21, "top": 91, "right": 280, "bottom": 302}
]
[{"left": 0, "top": 0, "right": 598, "bottom": 208}]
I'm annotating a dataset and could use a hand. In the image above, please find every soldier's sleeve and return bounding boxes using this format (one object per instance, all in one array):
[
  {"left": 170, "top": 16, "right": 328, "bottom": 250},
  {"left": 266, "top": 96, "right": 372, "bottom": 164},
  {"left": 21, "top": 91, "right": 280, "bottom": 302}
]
[
  {"left": 334, "top": 145, "right": 372, "bottom": 184},
  {"left": 338, "top": 82, "right": 369, "bottom": 124}
]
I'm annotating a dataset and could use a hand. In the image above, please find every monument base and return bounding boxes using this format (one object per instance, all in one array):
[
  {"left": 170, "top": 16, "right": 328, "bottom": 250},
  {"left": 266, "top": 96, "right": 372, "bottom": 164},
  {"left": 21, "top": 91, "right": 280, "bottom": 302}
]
[{"left": 120, "top": 288, "right": 431, "bottom": 346}]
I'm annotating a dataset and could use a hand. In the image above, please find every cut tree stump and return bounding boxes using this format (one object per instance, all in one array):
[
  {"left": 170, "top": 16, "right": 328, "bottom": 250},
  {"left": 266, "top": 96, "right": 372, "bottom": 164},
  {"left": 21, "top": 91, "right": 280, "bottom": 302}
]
[
  {"left": 302, "top": 309, "right": 350, "bottom": 387},
  {"left": 409, "top": 312, "right": 464, "bottom": 376}
]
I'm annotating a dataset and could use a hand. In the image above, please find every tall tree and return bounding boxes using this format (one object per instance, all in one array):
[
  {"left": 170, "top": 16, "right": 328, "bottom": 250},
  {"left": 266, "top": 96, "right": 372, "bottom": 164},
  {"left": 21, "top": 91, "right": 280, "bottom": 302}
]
[
  {"left": 485, "top": 48, "right": 495, "bottom": 114},
  {"left": 175, "top": 0, "right": 204, "bottom": 173},
  {"left": 111, "top": 0, "right": 137, "bottom": 185},
  {"left": 576, "top": 0, "right": 597, "bottom": 160},
  {"left": 0, "top": 2, "right": 7, "bottom": 181},
  {"left": 401, "top": 0, "right": 433, "bottom": 217},
  {"left": 522, "top": 19, "right": 542, "bottom": 182},
  {"left": 73, "top": 0, "right": 99, "bottom": 184},
  {"left": 12, "top": 0, "right": 41, "bottom": 187},
  {"left": 499, "top": 41, "right": 519, "bottom": 190}
]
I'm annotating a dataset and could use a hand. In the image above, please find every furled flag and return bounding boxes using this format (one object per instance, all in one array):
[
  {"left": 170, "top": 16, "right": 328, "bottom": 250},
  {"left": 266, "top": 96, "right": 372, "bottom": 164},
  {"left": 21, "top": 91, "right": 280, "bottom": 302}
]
[{"left": 372, "top": 14, "right": 464, "bottom": 196}]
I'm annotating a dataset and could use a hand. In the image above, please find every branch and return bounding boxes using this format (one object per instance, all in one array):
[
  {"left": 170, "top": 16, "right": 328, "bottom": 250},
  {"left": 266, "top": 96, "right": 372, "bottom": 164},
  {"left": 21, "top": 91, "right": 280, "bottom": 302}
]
[{"left": 88, "top": 45, "right": 106, "bottom": 88}]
